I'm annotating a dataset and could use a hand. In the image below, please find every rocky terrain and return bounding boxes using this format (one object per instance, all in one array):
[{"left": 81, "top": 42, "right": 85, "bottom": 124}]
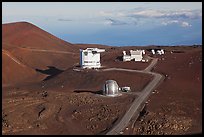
[
  {"left": 2, "top": 88, "right": 136, "bottom": 135},
  {"left": 122, "top": 45, "right": 202, "bottom": 135},
  {"left": 2, "top": 22, "right": 202, "bottom": 135}
]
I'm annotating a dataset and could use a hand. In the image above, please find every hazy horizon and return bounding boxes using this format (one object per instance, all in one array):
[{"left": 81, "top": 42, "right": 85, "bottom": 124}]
[{"left": 2, "top": 2, "right": 202, "bottom": 46}]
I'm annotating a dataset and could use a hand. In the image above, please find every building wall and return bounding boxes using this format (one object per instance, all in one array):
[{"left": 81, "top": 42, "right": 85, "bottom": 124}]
[
  {"left": 123, "top": 50, "right": 143, "bottom": 62},
  {"left": 123, "top": 55, "right": 131, "bottom": 61},
  {"left": 134, "top": 55, "right": 143, "bottom": 61},
  {"left": 130, "top": 50, "right": 143, "bottom": 61},
  {"left": 80, "top": 49, "right": 84, "bottom": 67},
  {"left": 80, "top": 49, "right": 101, "bottom": 68}
]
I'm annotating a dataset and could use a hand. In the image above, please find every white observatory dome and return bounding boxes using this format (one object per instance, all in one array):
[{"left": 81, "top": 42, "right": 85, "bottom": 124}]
[{"left": 103, "top": 80, "right": 120, "bottom": 96}]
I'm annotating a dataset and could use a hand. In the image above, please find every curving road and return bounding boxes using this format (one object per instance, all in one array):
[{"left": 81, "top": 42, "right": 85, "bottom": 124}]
[{"left": 104, "top": 58, "right": 164, "bottom": 135}]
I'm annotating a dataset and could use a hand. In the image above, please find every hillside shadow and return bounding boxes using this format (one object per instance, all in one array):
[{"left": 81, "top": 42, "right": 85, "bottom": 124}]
[
  {"left": 35, "top": 66, "right": 64, "bottom": 81},
  {"left": 116, "top": 55, "right": 123, "bottom": 61},
  {"left": 74, "top": 65, "right": 81, "bottom": 68},
  {"left": 74, "top": 90, "right": 103, "bottom": 95}
]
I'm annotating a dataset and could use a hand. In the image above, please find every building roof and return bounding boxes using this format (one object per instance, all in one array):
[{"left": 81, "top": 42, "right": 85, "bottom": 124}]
[{"left": 81, "top": 48, "right": 105, "bottom": 53}]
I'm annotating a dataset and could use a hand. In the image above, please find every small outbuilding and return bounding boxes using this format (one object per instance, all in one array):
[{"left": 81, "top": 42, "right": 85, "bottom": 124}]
[{"left": 121, "top": 87, "right": 131, "bottom": 92}]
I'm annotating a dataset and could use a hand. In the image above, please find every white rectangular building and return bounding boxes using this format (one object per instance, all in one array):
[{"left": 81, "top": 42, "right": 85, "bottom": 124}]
[
  {"left": 80, "top": 48, "right": 105, "bottom": 69},
  {"left": 123, "top": 50, "right": 145, "bottom": 62},
  {"left": 130, "top": 50, "right": 143, "bottom": 61}
]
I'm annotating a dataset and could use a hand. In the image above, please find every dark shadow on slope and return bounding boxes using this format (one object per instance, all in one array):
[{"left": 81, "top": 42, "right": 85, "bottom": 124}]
[
  {"left": 116, "top": 55, "right": 123, "bottom": 61},
  {"left": 74, "top": 90, "right": 103, "bottom": 95},
  {"left": 74, "top": 64, "right": 81, "bottom": 68},
  {"left": 35, "top": 66, "right": 64, "bottom": 81}
]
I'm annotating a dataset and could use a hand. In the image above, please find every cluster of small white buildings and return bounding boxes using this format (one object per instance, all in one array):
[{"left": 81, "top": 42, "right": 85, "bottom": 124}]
[{"left": 151, "top": 49, "right": 165, "bottom": 55}]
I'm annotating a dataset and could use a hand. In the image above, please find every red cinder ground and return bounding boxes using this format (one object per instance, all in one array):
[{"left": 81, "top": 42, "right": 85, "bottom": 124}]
[
  {"left": 123, "top": 46, "right": 202, "bottom": 135},
  {"left": 2, "top": 22, "right": 202, "bottom": 135}
]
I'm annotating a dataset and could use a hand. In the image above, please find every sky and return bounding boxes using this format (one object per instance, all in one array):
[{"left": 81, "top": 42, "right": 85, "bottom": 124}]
[{"left": 2, "top": 2, "right": 202, "bottom": 46}]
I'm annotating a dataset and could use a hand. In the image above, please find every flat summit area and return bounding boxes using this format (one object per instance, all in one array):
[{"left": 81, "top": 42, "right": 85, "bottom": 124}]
[{"left": 2, "top": 22, "right": 202, "bottom": 135}]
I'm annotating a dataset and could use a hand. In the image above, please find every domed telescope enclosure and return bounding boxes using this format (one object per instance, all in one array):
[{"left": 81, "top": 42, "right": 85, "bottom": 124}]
[{"left": 103, "top": 80, "right": 121, "bottom": 97}]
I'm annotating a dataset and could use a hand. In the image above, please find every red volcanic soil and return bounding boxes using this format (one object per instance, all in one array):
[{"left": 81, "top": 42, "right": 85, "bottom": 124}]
[
  {"left": 150, "top": 46, "right": 202, "bottom": 134},
  {"left": 2, "top": 22, "right": 79, "bottom": 86},
  {"left": 8, "top": 47, "right": 79, "bottom": 70},
  {"left": 123, "top": 46, "right": 202, "bottom": 135},
  {"left": 2, "top": 22, "right": 77, "bottom": 52},
  {"left": 2, "top": 22, "right": 202, "bottom": 135},
  {"left": 2, "top": 65, "right": 152, "bottom": 135},
  {"left": 2, "top": 49, "right": 46, "bottom": 86},
  {"left": 2, "top": 89, "right": 136, "bottom": 135},
  {"left": 42, "top": 68, "right": 153, "bottom": 93},
  {"left": 2, "top": 22, "right": 153, "bottom": 135}
]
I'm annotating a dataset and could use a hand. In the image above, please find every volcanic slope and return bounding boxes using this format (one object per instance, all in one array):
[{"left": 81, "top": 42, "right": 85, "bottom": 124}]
[
  {"left": 2, "top": 22, "right": 79, "bottom": 69},
  {"left": 3, "top": 22, "right": 77, "bottom": 51},
  {"left": 2, "top": 49, "right": 45, "bottom": 86},
  {"left": 2, "top": 22, "right": 79, "bottom": 86}
]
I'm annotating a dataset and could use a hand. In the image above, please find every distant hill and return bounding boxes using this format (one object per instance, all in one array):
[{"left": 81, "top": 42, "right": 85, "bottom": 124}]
[
  {"left": 2, "top": 21, "right": 80, "bottom": 86},
  {"left": 2, "top": 22, "right": 77, "bottom": 51}
]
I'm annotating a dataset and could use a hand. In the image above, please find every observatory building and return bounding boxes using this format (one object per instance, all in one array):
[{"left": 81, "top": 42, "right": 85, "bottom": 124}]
[
  {"left": 80, "top": 48, "right": 105, "bottom": 69},
  {"left": 123, "top": 50, "right": 145, "bottom": 62},
  {"left": 103, "top": 80, "right": 120, "bottom": 97},
  {"left": 102, "top": 80, "right": 131, "bottom": 97}
]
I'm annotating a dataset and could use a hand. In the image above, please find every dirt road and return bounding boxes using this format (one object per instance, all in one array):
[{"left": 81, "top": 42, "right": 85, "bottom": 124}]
[
  {"left": 2, "top": 49, "right": 27, "bottom": 67},
  {"left": 18, "top": 47, "right": 76, "bottom": 54}
]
